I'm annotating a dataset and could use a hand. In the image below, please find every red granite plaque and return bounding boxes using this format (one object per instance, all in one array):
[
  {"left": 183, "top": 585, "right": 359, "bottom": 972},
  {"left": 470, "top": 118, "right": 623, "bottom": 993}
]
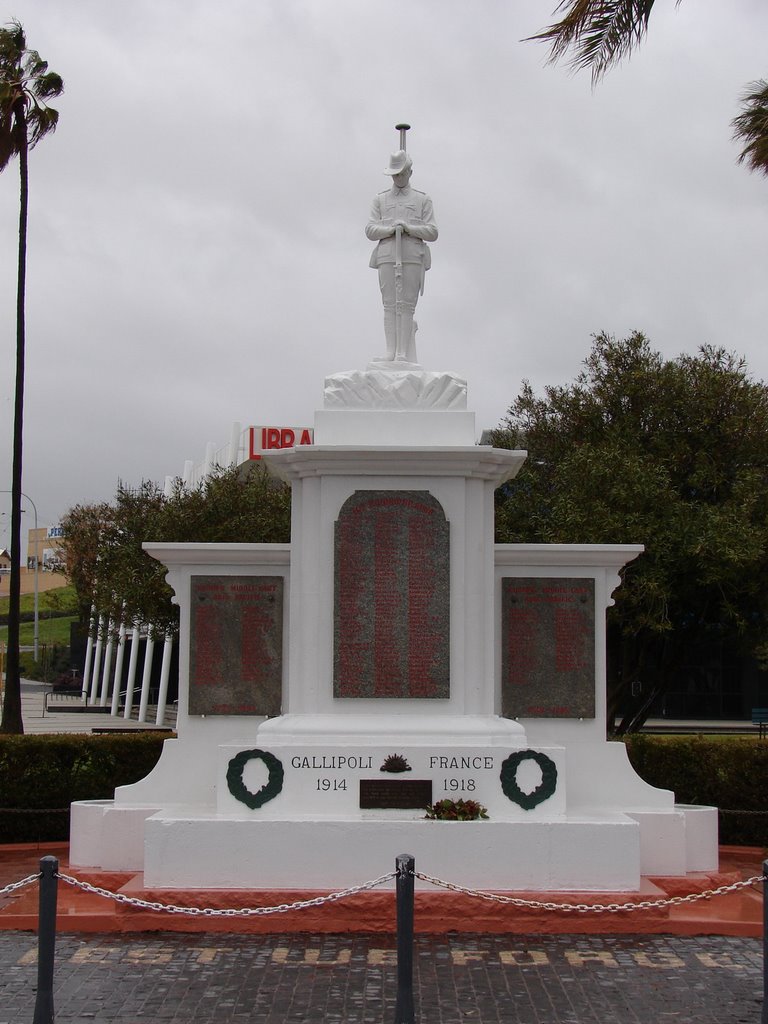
[
  {"left": 189, "top": 576, "right": 283, "bottom": 716},
  {"left": 501, "top": 578, "right": 595, "bottom": 718},
  {"left": 334, "top": 490, "right": 449, "bottom": 699}
]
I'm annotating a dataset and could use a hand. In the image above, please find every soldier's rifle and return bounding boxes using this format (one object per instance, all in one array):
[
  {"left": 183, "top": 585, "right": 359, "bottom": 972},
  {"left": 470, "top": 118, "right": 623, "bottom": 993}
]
[{"left": 394, "top": 123, "right": 410, "bottom": 359}]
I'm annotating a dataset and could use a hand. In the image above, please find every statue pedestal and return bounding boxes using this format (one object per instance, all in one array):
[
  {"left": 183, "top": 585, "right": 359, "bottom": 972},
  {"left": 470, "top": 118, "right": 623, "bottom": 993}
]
[{"left": 69, "top": 372, "right": 718, "bottom": 892}]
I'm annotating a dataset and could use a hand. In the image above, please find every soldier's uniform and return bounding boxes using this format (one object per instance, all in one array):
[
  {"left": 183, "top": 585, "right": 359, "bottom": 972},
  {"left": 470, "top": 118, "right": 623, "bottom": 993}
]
[{"left": 366, "top": 182, "right": 438, "bottom": 361}]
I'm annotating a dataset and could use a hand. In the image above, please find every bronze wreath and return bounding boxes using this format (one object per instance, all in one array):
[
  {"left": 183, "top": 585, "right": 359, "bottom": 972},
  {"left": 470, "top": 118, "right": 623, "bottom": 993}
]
[
  {"left": 500, "top": 749, "right": 558, "bottom": 810},
  {"left": 226, "top": 748, "right": 284, "bottom": 809}
]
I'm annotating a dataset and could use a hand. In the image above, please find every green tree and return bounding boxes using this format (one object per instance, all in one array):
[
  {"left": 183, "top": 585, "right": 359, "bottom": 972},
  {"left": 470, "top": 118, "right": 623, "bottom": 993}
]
[
  {"left": 492, "top": 333, "right": 768, "bottom": 733},
  {"left": 532, "top": 2, "right": 768, "bottom": 176},
  {"left": 58, "top": 501, "right": 114, "bottom": 628},
  {"left": 0, "top": 22, "right": 63, "bottom": 734},
  {"left": 62, "top": 465, "right": 291, "bottom": 639}
]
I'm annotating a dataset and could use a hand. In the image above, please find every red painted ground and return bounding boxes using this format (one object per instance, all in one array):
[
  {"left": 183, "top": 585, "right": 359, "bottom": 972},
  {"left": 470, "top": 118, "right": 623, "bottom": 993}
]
[{"left": 1, "top": 843, "right": 763, "bottom": 936}]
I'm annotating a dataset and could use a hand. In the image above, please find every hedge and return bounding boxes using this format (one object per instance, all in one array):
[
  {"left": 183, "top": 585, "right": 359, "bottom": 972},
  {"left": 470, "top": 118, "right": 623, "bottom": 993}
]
[
  {"left": 0, "top": 734, "right": 167, "bottom": 844},
  {"left": 625, "top": 735, "right": 768, "bottom": 847},
  {"left": 0, "top": 609, "right": 74, "bottom": 626}
]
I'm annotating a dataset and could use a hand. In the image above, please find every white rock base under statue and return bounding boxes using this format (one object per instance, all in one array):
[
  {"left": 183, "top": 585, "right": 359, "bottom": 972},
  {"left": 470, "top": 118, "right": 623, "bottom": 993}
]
[{"left": 323, "top": 368, "right": 468, "bottom": 410}]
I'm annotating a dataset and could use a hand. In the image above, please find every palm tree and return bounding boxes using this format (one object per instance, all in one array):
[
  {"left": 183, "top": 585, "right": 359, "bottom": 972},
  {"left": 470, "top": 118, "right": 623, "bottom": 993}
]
[
  {"left": 532, "top": 2, "right": 768, "bottom": 177},
  {"left": 732, "top": 80, "right": 768, "bottom": 178},
  {"left": 0, "top": 22, "right": 63, "bottom": 734},
  {"left": 531, "top": 0, "right": 667, "bottom": 83}
]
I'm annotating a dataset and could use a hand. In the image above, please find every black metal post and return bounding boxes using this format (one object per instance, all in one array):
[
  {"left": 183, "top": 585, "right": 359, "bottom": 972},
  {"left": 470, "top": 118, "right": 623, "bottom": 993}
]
[
  {"left": 394, "top": 853, "right": 415, "bottom": 1024},
  {"left": 33, "top": 855, "right": 58, "bottom": 1024}
]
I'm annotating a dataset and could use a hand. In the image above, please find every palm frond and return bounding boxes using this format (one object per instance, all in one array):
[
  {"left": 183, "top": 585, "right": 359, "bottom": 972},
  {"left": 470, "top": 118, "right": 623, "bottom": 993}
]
[
  {"left": 0, "top": 85, "right": 21, "bottom": 170},
  {"left": 33, "top": 71, "right": 63, "bottom": 100},
  {"left": 0, "top": 20, "right": 24, "bottom": 62},
  {"left": 529, "top": 0, "right": 680, "bottom": 83},
  {"left": 23, "top": 49, "right": 47, "bottom": 77},
  {"left": 0, "top": 122, "right": 16, "bottom": 170},
  {"left": 0, "top": 21, "right": 62, "bottom": 166},
  {"left": 0, "top": 81, "right": 16, "bottom": 105},
  {"left": 732, "top": 79, "right": 768, "bottom": 177},
  {"left": 26, "top": 104, "right": 58, "bottom": 149}
]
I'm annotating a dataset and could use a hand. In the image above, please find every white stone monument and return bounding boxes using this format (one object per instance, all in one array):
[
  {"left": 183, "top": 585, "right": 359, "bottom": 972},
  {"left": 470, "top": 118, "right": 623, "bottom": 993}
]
[{"left": 70, "top": 127, "right": 717, "bottom": 892}]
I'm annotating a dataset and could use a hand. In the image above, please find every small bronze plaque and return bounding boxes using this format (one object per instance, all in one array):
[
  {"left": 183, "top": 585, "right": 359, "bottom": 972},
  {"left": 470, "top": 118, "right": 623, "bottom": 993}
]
[{"left": 359, "top": 779, "right": 433, "bottom": 809}]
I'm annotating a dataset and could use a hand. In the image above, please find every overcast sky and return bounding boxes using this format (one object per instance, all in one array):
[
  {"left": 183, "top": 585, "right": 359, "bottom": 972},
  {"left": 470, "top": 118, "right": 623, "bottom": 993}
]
[{"left": 1, "top": 0, "right": 767, "bottom": 538}]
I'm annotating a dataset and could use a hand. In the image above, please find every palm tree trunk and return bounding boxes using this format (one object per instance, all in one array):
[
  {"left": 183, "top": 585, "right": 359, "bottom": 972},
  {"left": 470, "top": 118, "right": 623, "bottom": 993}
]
[{"left": 1, "top": 98, "right": 28, "bottom": 735}]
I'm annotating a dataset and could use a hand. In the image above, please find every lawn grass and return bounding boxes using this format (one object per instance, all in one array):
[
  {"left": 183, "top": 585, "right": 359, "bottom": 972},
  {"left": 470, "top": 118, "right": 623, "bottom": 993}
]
[
  {"left": 0, "top": 583, "right": 78, "bottom": 617},
  {"left": 0, "top": 615, "right": 77, "bottom": 646},
  {"left": 0, "top": 584, "right": 78, "bottom": 648}
]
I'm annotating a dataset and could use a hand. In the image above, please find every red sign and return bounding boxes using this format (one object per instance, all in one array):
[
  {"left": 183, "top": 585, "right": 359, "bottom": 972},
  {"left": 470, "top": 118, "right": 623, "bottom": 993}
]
[{"left": 249, "top": 426, "right": 314, "bottom": 460}]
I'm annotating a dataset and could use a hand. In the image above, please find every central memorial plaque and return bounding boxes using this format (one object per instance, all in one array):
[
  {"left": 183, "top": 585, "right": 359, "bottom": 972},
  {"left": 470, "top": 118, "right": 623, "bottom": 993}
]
[
  {"left": 359, "top": 779, "right": 433, "bottom": 809},
  {"left": 334, "top": 490, "right": 449, "bottom": 698},
  {"left": 501, "top": 577, "right": 595, "bottom": 718},
  {"left": 189, "top": 575, "right": 283, "bottom": 716}
]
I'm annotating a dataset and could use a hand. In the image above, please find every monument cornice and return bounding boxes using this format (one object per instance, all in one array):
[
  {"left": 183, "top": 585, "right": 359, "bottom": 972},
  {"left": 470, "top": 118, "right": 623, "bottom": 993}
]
[
  {"left": 262, "top": 445, "right": 527, "bottom": 484},
  {"left": 143, "top": 542, "right": 291, "bottom": 566},
  {"left": 495, "top": 544, "right": 644, "bottom": 569}
]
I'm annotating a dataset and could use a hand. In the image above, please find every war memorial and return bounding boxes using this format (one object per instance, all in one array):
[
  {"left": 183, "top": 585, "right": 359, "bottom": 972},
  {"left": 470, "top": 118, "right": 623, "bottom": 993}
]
[{"left": 69, "top": 127, "right": 718, "bottom": 895}]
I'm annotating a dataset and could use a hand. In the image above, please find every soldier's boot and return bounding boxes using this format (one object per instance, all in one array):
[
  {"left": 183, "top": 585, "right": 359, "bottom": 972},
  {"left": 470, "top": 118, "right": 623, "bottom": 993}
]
[
  {"left": 406, "top": 320, "right": 419, "bottom": 364},
  {"left": 395, "top": 307, "right": 415, "bottom": 361},
  {"left": 383, "top": 306, "right": 397, "bottom": 360}
]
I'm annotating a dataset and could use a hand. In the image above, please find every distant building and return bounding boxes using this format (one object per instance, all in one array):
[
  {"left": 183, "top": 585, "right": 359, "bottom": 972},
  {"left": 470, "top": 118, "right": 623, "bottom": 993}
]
[
  {"left": 26, "top": 525, "right": 66, "bottom": 572},
  {"left": 0, "top": 548, "right": 11, "bottom": 572}
]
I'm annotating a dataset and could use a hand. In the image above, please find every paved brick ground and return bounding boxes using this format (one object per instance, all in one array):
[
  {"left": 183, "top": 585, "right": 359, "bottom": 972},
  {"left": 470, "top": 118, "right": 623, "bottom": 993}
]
[{"left": 0, "top": 931, "right": 763, "bottom": 1023}]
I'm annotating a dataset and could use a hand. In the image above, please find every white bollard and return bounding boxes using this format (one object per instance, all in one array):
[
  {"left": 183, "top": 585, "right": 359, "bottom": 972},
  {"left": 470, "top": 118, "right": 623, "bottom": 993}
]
[
  {"left": 137, "top": 628, "right": 155, "bottom": 724},
  {"left": 203, "top": 441, "right": 216, "bottom": 478},
  {"left": 99, "top": 623, "right": 114, "bottom": 706},
  {"left": 122, "top": 624, "right": 141, "bottom": 720},
  {"left": 89, "top": 616, "right": 105, "bottom": 704},
  {"left": 155, "top": 633, "right": 173, "bottom": 727},
  {"left": 81, "top": 605, "right": 96, "bottom": 698},
  {"left": 228, "top": 421, "right": 242, "bottom": 466},
  {"left": 110, "top": 620, "right": 128, "bottom": 716}
]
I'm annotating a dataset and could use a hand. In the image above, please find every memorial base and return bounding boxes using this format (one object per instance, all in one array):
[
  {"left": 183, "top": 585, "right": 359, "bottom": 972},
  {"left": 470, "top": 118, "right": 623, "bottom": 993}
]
[
  {"left": 70, "top": 799, "right": 717, "bottom": 891},
  {"left": 142, "top": 815, "right": 642, "bottom": 890}
]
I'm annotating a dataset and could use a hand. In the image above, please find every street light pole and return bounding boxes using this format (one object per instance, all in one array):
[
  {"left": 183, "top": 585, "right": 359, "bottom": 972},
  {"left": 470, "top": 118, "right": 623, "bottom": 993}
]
[
  {"left": 24, "top": 495, "right": 39, "bottom": 663},
  {"left": 0, "top": 489, "right": 39, "bottom": 662}
]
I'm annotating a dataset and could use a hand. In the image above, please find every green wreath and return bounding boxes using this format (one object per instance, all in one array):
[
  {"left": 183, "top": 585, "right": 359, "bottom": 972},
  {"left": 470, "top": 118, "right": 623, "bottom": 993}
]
[
  {"left": 226, "top": 748, "right": 284, "bottom": 809},
  {"left": 500, "top": 749, "right": 558, "bottom": 810}
]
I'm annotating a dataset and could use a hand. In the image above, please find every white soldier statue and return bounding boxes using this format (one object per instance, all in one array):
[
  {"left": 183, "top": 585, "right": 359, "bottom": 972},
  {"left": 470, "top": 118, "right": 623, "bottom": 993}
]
[{"left": 366, "top": 124, "right": 438, "bottom": 364}]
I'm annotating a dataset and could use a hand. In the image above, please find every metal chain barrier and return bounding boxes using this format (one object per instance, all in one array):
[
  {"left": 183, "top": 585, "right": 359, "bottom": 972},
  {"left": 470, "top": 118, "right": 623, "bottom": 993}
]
[
  {"left": 413, "top": 869, "right": 766, "bottom": 914},
  {"left": 1, "top": 865, "right": 764, "bottom": 917},
  {"left": 55, "top": 869, "right": 398, "bottom": 917},
  {"left": 0, "top": 873, "right": 41, "bottom": 898},
  {"left": 11, "top": 854, "right": 765, "bottom": 1024}
]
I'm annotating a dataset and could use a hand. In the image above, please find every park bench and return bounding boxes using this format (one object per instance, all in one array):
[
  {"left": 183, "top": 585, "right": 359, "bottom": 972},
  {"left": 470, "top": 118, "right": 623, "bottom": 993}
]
[
  {"left": 752, "top": 708, "right": 768, "bottom": 738},
  {"left": 91, "top": 726, "right": 174, "bottom": 734}
]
